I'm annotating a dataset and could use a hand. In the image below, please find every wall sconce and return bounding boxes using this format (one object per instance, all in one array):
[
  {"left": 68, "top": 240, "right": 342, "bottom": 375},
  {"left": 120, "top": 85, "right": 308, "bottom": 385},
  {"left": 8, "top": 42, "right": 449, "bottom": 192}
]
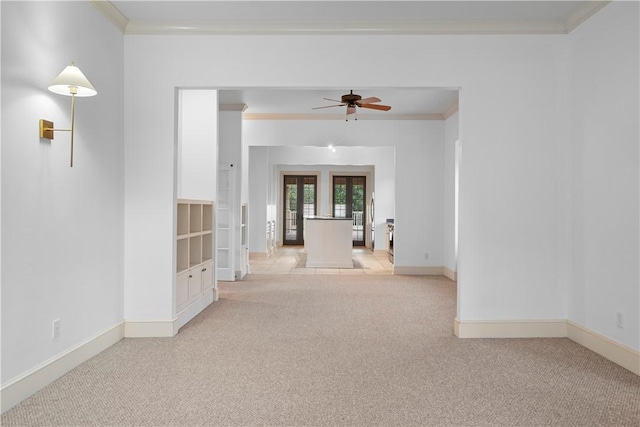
[{"left": 39, "top": 62, "right": 97, "bottom": 167}]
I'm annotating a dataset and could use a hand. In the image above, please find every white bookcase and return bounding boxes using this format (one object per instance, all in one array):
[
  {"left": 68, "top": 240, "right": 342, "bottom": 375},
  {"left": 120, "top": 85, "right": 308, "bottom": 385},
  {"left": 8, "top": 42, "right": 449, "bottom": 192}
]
[
  {"left": 217, "top": 166, "right": 249, "bottom": 280},
  {"left": 238, "top": 203, "right": 248, "bottom": 279},
  {"left": 217, "top": 166, "right": 235, "bottom": 281},
  {"left": 176, "top": 199, "right": 215, "bottom": 313}
]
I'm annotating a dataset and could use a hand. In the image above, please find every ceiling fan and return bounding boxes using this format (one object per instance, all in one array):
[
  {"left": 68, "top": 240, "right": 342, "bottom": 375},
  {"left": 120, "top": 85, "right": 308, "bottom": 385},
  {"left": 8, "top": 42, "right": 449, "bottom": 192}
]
[{"left": 312, "top": 90, "right": 391, "bottom": 120}]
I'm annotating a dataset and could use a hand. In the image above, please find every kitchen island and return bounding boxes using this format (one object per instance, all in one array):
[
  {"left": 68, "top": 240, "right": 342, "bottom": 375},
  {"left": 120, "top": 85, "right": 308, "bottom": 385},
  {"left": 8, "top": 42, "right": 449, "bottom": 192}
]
[{"left": 304, "top": 217, "right": 353, "bottom": 268}]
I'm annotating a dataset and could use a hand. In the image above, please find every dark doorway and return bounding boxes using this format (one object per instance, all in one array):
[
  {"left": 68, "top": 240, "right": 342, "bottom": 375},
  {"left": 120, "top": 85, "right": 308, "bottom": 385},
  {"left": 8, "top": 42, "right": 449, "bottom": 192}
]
[
  {"left": 283, "top": 175, "right": 317, "bottom": 245},
  {"left": 333, "top": 176, "right": 366, "bottom": 246}
]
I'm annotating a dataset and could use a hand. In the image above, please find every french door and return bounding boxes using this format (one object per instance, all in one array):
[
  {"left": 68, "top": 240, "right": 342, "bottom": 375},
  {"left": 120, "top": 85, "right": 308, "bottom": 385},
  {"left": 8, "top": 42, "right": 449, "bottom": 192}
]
[
  {"left": 333, "top": 176, "right": 366, "bottom": 246},
  {"left": 283, "top": 175, "right": 317, "bottom": 245}
]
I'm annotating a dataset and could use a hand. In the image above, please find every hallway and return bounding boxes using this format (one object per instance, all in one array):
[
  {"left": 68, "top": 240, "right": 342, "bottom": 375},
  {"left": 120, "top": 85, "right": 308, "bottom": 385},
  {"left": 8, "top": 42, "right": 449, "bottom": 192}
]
[{"left": 248, "top": 246, "right": 394, "bottom": 275}]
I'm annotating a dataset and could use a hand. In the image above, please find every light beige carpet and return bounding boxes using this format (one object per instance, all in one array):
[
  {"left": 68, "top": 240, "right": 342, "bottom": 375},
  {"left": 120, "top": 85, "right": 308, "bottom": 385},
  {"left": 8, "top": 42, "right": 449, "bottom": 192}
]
[
  {"left": 3, "top": 274, "right": 639, "bottom": 426},
  {"left": 294, "top": 253, "right": 363, "bottom": 269}
]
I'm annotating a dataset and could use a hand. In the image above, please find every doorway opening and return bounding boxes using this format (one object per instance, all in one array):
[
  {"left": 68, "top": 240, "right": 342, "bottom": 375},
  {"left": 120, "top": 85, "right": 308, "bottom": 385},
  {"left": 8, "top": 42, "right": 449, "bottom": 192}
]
[
  {"left": 333, "top": 175, "right": 366, "bottom": 246},
  {"left": 283, "top": 175, "right": 317, "bottom": 245}
]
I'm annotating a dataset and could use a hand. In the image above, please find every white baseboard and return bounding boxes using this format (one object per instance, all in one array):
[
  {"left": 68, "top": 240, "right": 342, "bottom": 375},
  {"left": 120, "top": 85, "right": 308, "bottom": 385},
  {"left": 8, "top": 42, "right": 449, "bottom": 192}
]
[
  {"left": 455, "top": 318, "right": 567, "bottom": 338},
  {"left": 567, "top": 321, "right": 640, "bottom": 376},
  {"left": 124, "top": 319, "right": 176, "bottom": 337},
  {"left": 126, "top": 290, "right": 216, "bottom": 338},
  {"left": 174, "top": 290, "right": 214, "bottom": 332},
  {"left": 443, "top": 267, "right": 457, "bottom": 281},
  {"left": 393, "top": 266, "right": 444, "bottom": 275},
  {"left": 1, "top": 322, "right": 125, "bottom": 413},
  {"left": 454, "top": 318, "right": 640, "bottom": 376},
  {"left": 2, "top": 291, "right": 220, "bottom": 413}
]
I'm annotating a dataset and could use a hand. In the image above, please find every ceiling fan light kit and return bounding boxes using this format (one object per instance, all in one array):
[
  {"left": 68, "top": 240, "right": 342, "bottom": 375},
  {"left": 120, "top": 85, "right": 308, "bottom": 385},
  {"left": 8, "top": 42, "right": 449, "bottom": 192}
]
[{"left": 312, "top": 90, "right": 391, "bottom": 121}]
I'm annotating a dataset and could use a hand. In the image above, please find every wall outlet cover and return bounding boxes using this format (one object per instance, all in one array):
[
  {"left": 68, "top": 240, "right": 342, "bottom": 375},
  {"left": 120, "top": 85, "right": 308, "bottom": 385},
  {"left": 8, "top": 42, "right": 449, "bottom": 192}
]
[{"left": 52, "top": 319, "right": 61, "bottom": 339}]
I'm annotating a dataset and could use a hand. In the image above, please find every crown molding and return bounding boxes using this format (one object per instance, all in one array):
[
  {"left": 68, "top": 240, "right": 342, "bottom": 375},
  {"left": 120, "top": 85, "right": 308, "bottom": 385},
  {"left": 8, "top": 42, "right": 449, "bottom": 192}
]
[
  {"left": 92, "top": 1, "right": 612, "bottom": 36},
  {"left": 242, "top": 113, "right": 444, "bottom": 121},
  {"left": 564, "top": 1, "right": 611, "bottom": 33},
  {"left": 123, "top": 19, "right": 568, "bottom": 36},
  {"left": 90, "top": 0, "right": 128, "bottom": 34}
]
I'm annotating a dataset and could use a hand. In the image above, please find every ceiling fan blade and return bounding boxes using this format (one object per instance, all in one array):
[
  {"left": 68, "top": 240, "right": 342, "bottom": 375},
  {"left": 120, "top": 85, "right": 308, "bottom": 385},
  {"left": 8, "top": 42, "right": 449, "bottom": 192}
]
[
  {"left": 323, "top": 97, "right": 343, "bottom": 103},
  {"left": 359, "top": 103, "right": 391, "bottom": 111},
  {"left": 347, "top": 106, "right": 357, "bottom": 115},
  {"left": 357, "top": 97, "right": 381, "bottom": 105},
  {"left": 312, "top": 104, "right": 346, "bottom": 110}
]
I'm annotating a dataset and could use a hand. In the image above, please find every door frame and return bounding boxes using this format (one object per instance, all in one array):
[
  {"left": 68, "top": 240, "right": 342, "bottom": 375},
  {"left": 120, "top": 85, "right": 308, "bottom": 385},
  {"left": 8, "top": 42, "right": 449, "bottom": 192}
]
[
  {"left": 278, "top": 171, "right": 321, "bottom": 246},
  {"left": 332, "top": 175, "right": 367, "bottom": 246},
  {"left": 329, "top": 171, "right": 373, "bottom": 249}
]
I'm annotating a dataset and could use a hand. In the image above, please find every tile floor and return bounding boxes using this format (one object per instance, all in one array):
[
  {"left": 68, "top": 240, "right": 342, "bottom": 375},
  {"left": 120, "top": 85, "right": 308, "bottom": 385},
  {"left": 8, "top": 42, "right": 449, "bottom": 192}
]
[{"left": 248, "top": 246, "right": 393, "bottom": 275}]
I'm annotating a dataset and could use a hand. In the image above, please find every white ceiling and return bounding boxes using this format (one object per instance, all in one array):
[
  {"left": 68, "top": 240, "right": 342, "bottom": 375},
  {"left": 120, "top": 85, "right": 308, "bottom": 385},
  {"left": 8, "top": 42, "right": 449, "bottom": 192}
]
[
  {"left": 219, "top": 88, "right": 459, "bottom": 117},
  {"left": 112, "top": 1, "right": 584, "bottom": 23},
  {"left": 100, "top": 1, "right": 607, "bottom": 118}
]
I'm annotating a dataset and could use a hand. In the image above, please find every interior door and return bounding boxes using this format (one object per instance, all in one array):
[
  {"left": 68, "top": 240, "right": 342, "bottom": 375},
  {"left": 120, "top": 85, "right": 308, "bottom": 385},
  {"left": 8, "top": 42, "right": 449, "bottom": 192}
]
[
  {"left": 283, "top": 175, "right": 317, "bottom": 245},
  {"left": 333, "top": 176, "right": 366, "bottom": 246}
]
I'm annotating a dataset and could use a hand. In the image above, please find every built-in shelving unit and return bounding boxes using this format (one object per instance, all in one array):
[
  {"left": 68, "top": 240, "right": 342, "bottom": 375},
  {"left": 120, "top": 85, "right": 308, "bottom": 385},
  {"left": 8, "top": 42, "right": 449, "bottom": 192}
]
[
  {"left": 241, "top": 204, "right": 247, "bottom": 247},
  {"left": 217, "top": 166, "right": 234, "bottom": 281},
  {"left": 267, "top": 220, "right": 276, "bottom": 255},
  {"left": 176, "top": 199, "right": 215, "bottom": 313},
  {"left": 238, "top": 203, "right": 248, "bottom": 279}
]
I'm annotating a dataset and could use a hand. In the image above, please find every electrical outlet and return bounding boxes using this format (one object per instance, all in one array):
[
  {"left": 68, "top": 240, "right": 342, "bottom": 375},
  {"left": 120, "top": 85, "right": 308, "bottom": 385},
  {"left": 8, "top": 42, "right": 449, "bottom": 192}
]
[
  {"left": 52, "top": 319, "right": 61, "bottom": 339},
  {"left": 616, "top": 312, "right": 624, "bottom": 329}
]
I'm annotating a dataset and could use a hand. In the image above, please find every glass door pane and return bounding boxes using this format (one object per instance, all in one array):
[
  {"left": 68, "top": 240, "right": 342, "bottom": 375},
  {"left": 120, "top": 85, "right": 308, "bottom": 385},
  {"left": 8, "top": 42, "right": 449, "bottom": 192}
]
[
  {"left": 333, "top": 177, "right": 347, "bottom": 218},
  {"left": 284, "top": 176, "right": 298, "bottom": 243},
  {"left": 351, "top": 177, "right": 365, "bottom": 246},
  {"left": 303, "top": 177, "right": 316, "bottom": 219},
  {"left": 333, "top": 176, "right": 366, "bottom": 246},
  {"left": 283, "top": 175, "right": 317, "bottom": 245}
]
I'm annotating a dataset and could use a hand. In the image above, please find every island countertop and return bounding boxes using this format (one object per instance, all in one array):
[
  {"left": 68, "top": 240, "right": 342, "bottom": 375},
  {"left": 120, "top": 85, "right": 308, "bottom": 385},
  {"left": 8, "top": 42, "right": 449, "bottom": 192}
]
[
  {"left": 306, "top": 216, "right": 353, "bottom": 220},
  {"left": 304, "top": 217, "right": 354, "bottom": 268}
]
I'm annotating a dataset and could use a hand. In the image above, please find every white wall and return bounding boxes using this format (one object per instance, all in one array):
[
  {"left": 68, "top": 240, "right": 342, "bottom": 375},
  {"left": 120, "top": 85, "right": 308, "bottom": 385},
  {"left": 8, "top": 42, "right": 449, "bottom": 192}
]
[
  {"left": 444, "top": 112, "right": 459, "bottom": 274},
  {"left": 244, "top": 119, "right": 443, "bottom": 266},
  {"left": 1, "top": 1, "right": 124, "bottom": 384},
  {"left": 455, "top": 41, "right": 568, "bottom": 322},
  {"left": 177, "top": 90, "right": 218, "bottom": 200},
  {"left": 123, "top": 32, "right": 568, "bottom": 327},
  {"left": 568, "top": 2, "right": 639, "bottom": 350},
  {"left": 123, "top": 47, "right": 175, "bottom": 321},
  {"left": 248, "top": 147, "right": 270, "bottom": 253}
]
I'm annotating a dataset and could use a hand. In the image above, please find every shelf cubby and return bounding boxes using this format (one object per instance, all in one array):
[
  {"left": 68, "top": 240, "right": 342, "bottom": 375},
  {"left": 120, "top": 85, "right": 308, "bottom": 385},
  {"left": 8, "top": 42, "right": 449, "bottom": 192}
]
[
  {"left": 217, "top": 249, "right": 230, "bottom": 269},
  {"left": 190, "top": 204, "right": 202, "bottom": 233},
  {"left": 189, "top": 235, "right": 202, "bottom": 267},
  {"left": 217, "top": 229, "right": 230, "bottom": 250},
  {"left": 218, "top": 208, "right": 230, "bottom": 229},
  {"left": 202, "top": 231, "right": 213, "bottom": 261},
  {"left": 177, "top": 203, "right": 189, "bottom": 236},
  {"left": 177, "top": 237, "right": 189, "bottom": 273},
  {"left": 202, "top": 204, "right": 213, "bottom": 232}
]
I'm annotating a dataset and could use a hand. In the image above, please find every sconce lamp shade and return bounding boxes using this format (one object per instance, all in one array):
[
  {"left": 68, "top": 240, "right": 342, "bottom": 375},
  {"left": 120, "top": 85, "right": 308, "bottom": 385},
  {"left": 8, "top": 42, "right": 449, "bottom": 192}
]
[{"left": 48, "top": 63, "right": 97, "bottom": 97}]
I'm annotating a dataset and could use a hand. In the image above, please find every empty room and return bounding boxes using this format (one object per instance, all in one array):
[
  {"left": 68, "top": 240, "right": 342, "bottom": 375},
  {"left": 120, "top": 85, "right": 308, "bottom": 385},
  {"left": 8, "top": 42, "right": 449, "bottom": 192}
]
[{"left": 1, "top": 1, "right": 639, "bottom": 425}]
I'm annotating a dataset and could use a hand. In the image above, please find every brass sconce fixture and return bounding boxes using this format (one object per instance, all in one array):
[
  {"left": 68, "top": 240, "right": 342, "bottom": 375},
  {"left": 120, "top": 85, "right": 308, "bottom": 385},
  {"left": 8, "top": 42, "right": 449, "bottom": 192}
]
[{"left": 39, "top": 62, "right": 97, "bottom": 167}]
